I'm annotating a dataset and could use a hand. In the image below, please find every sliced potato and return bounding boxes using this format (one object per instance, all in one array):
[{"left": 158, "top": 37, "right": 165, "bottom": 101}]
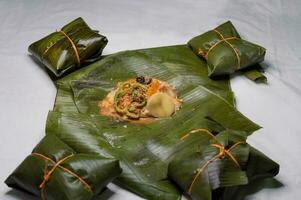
[{"left": 146, "top": 92, "right": 175, "bottom": 118}]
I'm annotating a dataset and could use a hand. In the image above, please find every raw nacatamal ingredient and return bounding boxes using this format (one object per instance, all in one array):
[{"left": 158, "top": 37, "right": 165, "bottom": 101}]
[
  {"left": 146, "top": 92, "right": 175, "bottom": 118},
  {"left": 99, "top": 76, "right": 182, "bottom": 122}
]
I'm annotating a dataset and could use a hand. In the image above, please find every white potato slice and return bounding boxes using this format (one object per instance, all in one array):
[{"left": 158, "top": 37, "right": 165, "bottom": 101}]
[{"left": 146, "top": 92, "right": 175, "bottom": 118}]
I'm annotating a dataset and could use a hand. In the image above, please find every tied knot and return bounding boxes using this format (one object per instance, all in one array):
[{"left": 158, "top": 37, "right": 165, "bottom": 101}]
[
  {"left": 38, "top": 154, "right": 74, "bottom": 190},
  {"left": 197, "top": 29, "right": 240, "bottom": 69},
  {"left": 31, "top": 152, "right": 92, "bottom": 200},
  {"left": 39, "top": 174, "right": 50, "bottom": 189},
  {"left": 211, "top": 144, "right": 226, "bottom": 159},
  {"left": 180, "top": 128, "right": 245, "bottom": 194},
  {"left": 43, "top": 174, "right": 50, "bottom": 181}
]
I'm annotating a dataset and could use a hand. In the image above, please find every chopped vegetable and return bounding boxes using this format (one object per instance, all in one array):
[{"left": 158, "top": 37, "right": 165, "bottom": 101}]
[
  {"left": 113, "top": 81, "right": 147, "bottom": 119},
  {"left": 146, "top": 79, "right": 160, "bottom": 97}
]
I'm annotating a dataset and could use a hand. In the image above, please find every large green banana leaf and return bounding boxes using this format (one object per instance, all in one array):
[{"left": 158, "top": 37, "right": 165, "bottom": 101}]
[
  {"left": 42, "top": 44, "right": 273, "bottom": 199},
  {"left": 188, "top": 21, "right": 266, "bottom": 78},
  {"left": 29, "top": 17, "right": 108, "bottom": 77},
  {"left": 57, "top": 45, "right": 232, "bottom": 94},
  {"left": 45, "top": 111, "right": 279, "bottom": 200},
  {"left": 55, "top": 44, "right": 259, "bottom": 133},
  {"left": 46, "top": 111, "right": 183, "bottom": 200},
  {"left": 5, "top": 134, "right": 122, "bottom": 200}
]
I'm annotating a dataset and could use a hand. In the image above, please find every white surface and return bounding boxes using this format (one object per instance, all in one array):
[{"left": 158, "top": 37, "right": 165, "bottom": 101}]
[{"left": 0, "top": 0, "right": 300, "bottom": 199}]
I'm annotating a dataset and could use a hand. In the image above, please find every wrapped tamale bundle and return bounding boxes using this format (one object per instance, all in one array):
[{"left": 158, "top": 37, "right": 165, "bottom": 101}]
[
  {"left": 188, "top": 21, "right": 266, "bottom": 77},
  {"left": 5, "top": 135, "right": 122, "bottom": 200},
  {"left": 29, "top": 17, "right": 108, "bottom": 77},
  {"left": 168, "top": 129, "right": 279, "bottom": 200}
]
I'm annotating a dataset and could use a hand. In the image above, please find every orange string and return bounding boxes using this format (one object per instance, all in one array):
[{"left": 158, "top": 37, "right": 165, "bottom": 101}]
[
  {"left": 213, "top": 29, "right": 240, "bottom": 69},
  {"left": 59, "top": 30, "right": 81, "bottom": 66},
  {"left": 204, "top": 37, "right": 237, "bottom": 59},
  {"left": 40, "top": 159, "right": 48, "bottom": 200},
  {"left": 187, "top": 153, "right": 221, "bottom": 194},
  {"left": 32, "top": 152, "right": 92, "bottom": 200},
  {"left": 197, "top": 48, "right": 206, "bottom": 57},
  {"left": 197, "top": 29, "right": 241, "bottom": 70},
  {"left": 180, "top": 129, "right": 245, "bottom": 195},
  {"left": 180, "top": 128, "right": 219, "bottom": 143},
  {"left": 39, "top": 154, "right": 73, "bottom": 189}
]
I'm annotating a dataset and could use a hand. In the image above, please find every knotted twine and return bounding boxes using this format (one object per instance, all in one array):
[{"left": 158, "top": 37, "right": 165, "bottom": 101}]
[
  {"left": 180, "top": 128, "right": 245, "bottom": 195},
  {"left": 32, "top": 153, "right": 92, "bottom": 200},
  {"left": 197, "top": 29, "right": 241, "bottom": 70}
]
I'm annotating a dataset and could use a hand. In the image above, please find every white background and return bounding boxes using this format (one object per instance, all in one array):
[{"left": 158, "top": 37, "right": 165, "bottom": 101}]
[{"left": 1, "top": 0, "right": 301, "bottom": 199}]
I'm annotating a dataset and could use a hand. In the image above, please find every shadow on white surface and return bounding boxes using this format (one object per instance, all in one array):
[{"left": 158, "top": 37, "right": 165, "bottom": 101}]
[
  {"left": 28, "top": 54, "right": 58, "bottom": 82},
  {"left": 4, "top": 187, "right": 116, "bottom": 200},
  {"left": 3, "top": 177, "right": 283, "bottom": 200},
  {"left": 5, "top": 189, "right": 39, "bottom": 200},
  {"left": 226, "top": 178, "right": 284, "bottom": 200}
]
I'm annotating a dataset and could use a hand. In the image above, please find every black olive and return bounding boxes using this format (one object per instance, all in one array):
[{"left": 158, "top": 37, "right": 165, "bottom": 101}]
[{"left": 136, "top": 76, "right": 145, "bottom": 84}]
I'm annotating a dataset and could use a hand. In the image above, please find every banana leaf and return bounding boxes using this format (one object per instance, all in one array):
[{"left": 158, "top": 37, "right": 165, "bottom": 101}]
[
  {"left": 56, "top": 45, "right": 259, "bottom": 133},
  {"left": 188, "top": 21, "right": 266, "bottom": 78},
  {"left": 68, "top": 78, "right": 257, "bottom": 133},
  {"left": 44, "top": 44, "right": 264, "bottom": 199},
  {"left": 53, "top": 83, "right": 80, "bottom": 113},
  {"left": 45, "top": 111, "right": 279, "bottom": 200},
  {"left": 29, "top": 17, "right": 108, "bottom": 77},
  {"left": 46, "top": 111, "right": 182, "bottom": 200},
  {"left": 241, "top": 63, "right": 267, "bottom": 83},
  {"left": 168, "top": 130, "right": 279, "bottom": 200},
  {"left": 45, "top": 111, "right": 237, "bottom": 200},
  {"left": 5, "top": 135, "right": 122, "bottom": 200},
  {"left": 214, "top": 147, "right": 281, "bottom": 200}
]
